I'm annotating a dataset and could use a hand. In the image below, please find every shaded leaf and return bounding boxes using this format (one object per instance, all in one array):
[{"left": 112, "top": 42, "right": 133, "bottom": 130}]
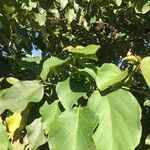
[
  {"left": 142, "top": 2, "right": 150, "bottom": 14},
  {"left": 0, "top": 80, "right": 44, "bottom": 113},
  {"left": 22, "top": 57, "right": 41, "bottom": 64},
  {"left": 3, "top": 5, "right": 15, "bottom": 15},
  {"left": 40, "top": 57, "right": 68, "bottom": 80},
  {"left": 0, "top": 121, "right": 9, "bottom": 150},
  {"left": 56, "top": 77, "right": 89, "bottom": 109},
  {"left": 68, "top": 45, "right": 100, "bottom": 55},
  {"left": 88, "top": 89, "right": 141, "bottom": 150},
  {"left": 79, "top": 67, "right": 96, "bottom": 81},
  {"left": 27, "top": 118, "right": 47, "bottom": 150},
  {"left": 140, "top": 57, "right": 150, "bottom": 88},
  {"left": 11, "top": 137, "right": 28, "bottom": 150},
  {"left": 0, "top": 78, "right": 4, "bottom": 82},
  {"left": 22, "top": 0, "right": 37, "bottom": 11},
  {"left": 48, "top": 107, "right": 98, "bottom": 150},
  {"left": 40, "top": 101, "right": 61, "bottom": 133},
  {"left": 96, "top": 63, "right": 128, "bottom": 91}
]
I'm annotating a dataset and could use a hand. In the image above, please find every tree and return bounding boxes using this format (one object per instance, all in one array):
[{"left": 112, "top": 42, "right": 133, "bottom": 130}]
[{"left": 0, "top": 0, "right": 150, "bottom": 149}]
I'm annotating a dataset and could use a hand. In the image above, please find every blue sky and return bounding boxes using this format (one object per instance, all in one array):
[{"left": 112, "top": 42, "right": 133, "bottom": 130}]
[{"left": 26, "top": 43, "right": 42, "bottom": 58}]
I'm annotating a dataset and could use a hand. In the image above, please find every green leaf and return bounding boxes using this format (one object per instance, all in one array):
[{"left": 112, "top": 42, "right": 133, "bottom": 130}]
[
  {"left": 79, "top": 68, "right": 96, "bottom": 81},
  {"left": 135, "top": 1, "right": 150, "bottom": 14},
  {"left": 145, "top": 134, "right": 150, "bottom": 145},
  {"left": 0, "top": 80, "right": 44, "bottom": 113},
  {"left": 88, "top": 89, "right": 141, "bottom": 150},
  {"left": 40, "top": 57, "right": 68, "bottom": 80},
  {"left": 65, "top": 9, "right": 76, "bottom": 24},
  {"left": 27, "top": 118, "right": 47, "bottom": 150},
  {"left": 35, "top": 10, "right": 46, "bottom": 26},
  {"left": 142, "top": 2, "right": 150, "bottom": 14},
  {"left": 112, "top": 0, "right": 122, "bottom": 6},
  {"left": 0, "top": 78, "right": 4, "bottom": 82},
  {"left": 18, "top": 57, "right": 41, "bottom": 70},
  {"left": 59, "top": 0, "right": 68, "bottom": 10},
  {"left": 140, "top": 57, "right": 150, "bottom": 88},
  {"left": 40, "top": 101, "right": 61, "bottom": 133},
  {"left": 22, "top": 0, "right": 37, "bottom": 11},
  {"left": 96, "top": 63, "right": 128, "bottom": 91},
  {"left": 83, "top": 54, "right": 98, "bottom": 61},
  {"left": 48, "top": 107, "right": 98, "bottom": 150},
  {"left": 22, "top": 57, "right": 41, "bottom": 64},
  {"left": 0, "top": 121, "right": 9, "bottom": 150},
  {"left": 68, "top": 45, "right": 100, "bottom": 55},
  {"left": 3, "top": 5, "right": 15, "bottom": 15},
  {"left": 6, "top": 77, "right": 19, "bottom": 85},
  {"left": 144, "top": 100, "right": 150, "bottom": 107},
  {"left": 90, "top": 16, "right": 97, "bottom": 24},
  {"left": 56, "top": 77, "right": 89, "bottom": 109}
]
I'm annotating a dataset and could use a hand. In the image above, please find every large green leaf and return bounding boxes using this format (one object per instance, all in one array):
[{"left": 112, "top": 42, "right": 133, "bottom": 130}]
[
  {"left": 48, "top": 107, "right": 98, "bottom": 150},
  {"left": 40, "top": 57, "right": 68, "bottom": 80},
  {"left": 0, "top": 121, "right": 9, "bottom": 150},
  {"left": 68, "top": 45, "right": 100, "bottom": 55},
  {"left": 56, "top": 77, "right": 89, "bottom": 109},
  {"left": 96, "top": 63, "right": 128, "bottom": 91},
  {"left": 26, "top": 118, "right": 47, "bottom": 150},
  {"left": 40, "top": 101, "right": 61, "bottom": 133},
  {"left": 0, "top": 80, "right": 44, "bottom": 113},
  {"left": 88, "top": 89, "right": 141, "bottom": 150},
  {"left": 140, "top": 57, "right": 150, "bottom": 88}
]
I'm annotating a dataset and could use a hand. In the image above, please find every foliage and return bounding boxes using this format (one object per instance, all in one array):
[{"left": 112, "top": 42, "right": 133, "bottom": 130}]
[{"left": 0, "top": 0, "right": 150, "bottom": 149}]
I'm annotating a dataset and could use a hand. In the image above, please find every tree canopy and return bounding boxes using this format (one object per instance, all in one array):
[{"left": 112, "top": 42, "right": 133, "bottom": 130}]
[{"left": 0, "top": 0, "right": 150, "bottom": 149}]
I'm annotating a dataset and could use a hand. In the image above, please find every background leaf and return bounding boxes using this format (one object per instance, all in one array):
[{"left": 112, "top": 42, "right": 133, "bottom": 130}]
[
  {"left": 59, "top": 0, "right": 68, "bottom": 10},
  {"left": 35, "top": 11, "right": 46, "bottom": 26},
  {"left": 68, "top": 45, "right": 100, "bottom": 55},
  {"left": 145, "top": 134, "right": 150, "bottom": 145},
  {"left": 27, "top": 118, "right": 47, "bottom": 150},
  {"left": 112, "top": 0, "right": 122, "bottom": 6},
  {"left": 142, "top": 2, "right": 150, "bottom": 14},
  {"left": 65, "top": 9, "right": 76, "bottom": 24}
]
